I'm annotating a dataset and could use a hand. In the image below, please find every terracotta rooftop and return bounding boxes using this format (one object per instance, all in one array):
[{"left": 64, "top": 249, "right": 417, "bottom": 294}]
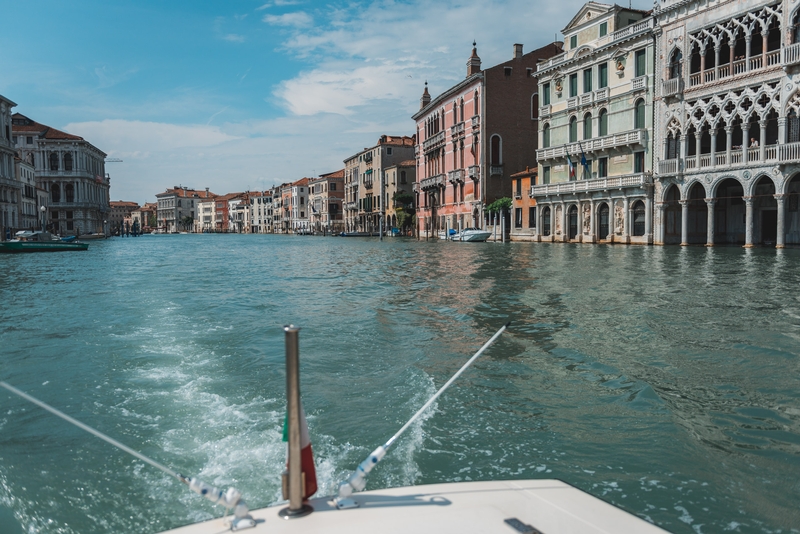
[
  {"left": 319, "top": 169, "right": 345, "bottom": 179},
  {"left": 11, "top": 113, "right": 84, "bottom": 141},
  {"left": 378, "top": 135, "right": 415, "bottom": 147},
  {"left": 157, "top": 187, "right": 218, "bottom": 199},
  {"left": 510, "top": 166, "right": 537, "bottom": 178},
  {"left": 399, "top": 159, "right": 416, "bottom": 167},
  {"left": 293, "top": 177, "right": 310, "bottom": 187},
  {"left": 110, "top": 201, "right": 141, "bottom": 208}
]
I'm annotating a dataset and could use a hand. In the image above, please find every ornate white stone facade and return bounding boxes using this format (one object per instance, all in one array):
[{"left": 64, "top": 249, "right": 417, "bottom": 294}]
[{"left": 653, "top": 0, "right": 800, "bottom": 247}]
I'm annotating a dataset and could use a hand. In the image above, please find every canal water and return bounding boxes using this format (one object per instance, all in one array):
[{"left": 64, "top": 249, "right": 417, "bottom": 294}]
[{"left": 0, "top": 234, "right": 797, "bottom": 534}]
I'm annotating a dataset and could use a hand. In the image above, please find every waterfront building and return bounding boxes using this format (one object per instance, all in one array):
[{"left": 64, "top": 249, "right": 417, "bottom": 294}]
[
  {"left": 280, "top": 183, "right": 293, "bottom": 233},
  {"left": 510, "top": 167, "right": 538, "bottom": 240},
  {"left": 652, "top": 0, "right": 800, "bottom": 247},
  {"left": 12, "top": 112, "right": 109, "bottom": 236},
  {"left": 195, "top": 198, "right": 215, "bottom": 233},
  {"left": 344, "top": 135, "right": 415, "bottom": 233},
  {"left": 132, "top": 202, "right": 157, "bottom": 232},
  {"left": 109, "top": 201, "right": 140, "bottom": 234},
  {"left": 156, "top": 186, "right": 216, "bottom": 233},
  {"left": 0, "top": 95, "right": 20, "bottom": 239},
  {"left": 228, "top": 194, "right": 247, "bottom": 233},
  {"left": 533, "top": 3, "right": 655, "bottom": 244},
  {"left": 383, "top": 160, "right": 416, "bottom": 234},
  {"left": 270, "top": 185, "right": 284, "bottom": 233},
  {"left": 212, "top": 192, "right": 240, "bottom": 232},
  {"left": 15, "top": 154, "right": 38, "bottom": 231},
  {"left": 290, "top": 178, "right": 310, "bottom": 233},
  {"left": 249, "top": 190, "right": 273, "bottom": 233},
  {"left": 309, "top": 169, "right": 344, "bottom": 234}
]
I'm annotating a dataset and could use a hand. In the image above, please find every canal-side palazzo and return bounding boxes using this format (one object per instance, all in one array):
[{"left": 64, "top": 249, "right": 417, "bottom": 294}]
[{"left": 653, "top": 0, "right": 800, "bottom": 248}]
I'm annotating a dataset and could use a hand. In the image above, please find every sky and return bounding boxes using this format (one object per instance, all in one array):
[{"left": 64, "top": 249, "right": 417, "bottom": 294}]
[{"left": 0, "top": 0, "right": 632, "bottom": 205}]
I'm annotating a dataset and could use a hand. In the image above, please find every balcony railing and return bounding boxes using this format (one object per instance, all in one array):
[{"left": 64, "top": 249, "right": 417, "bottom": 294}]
[
  {"left": 364, "top": 180, "right": 373, "bottom": 190},
  {"left": 687, "top": 50, "right": 780, "bottom": 88},
  {"left": 344, "top": 202, "right": 357, "bottom": 211},
  {"left": 661, "top": 77, "right": 683, "bottom": 97},
  {"left": 536, "top": 128, "right": 647, "bottom": 161},
  {"left": 540, "top": 105, "right": 551, "bottom": 117},
  {"left": 448, "top": 169, "right": 465, "bottom": 183},
  {"left": 420, "top": 174, "right": 446, "bottom": 190},
  {"left": 784, "top": 43, "right": 800, "bottom": 66},
  {"left": 450, "top": 122, "right": 465, "bottom": 136},
  {"left": 422, "top": 130, "right": 446, "bottom": 152},
  {"left": 658, "top": 144, "right": 790, "bottom": 174},
  {"left": 609, "top": 17, "right": 654, "bottom": 43},
  {"left": 579, "top": 93, "right": 593, "bottom": 106},
  {"left": 631, "top": 75, "right": 647, "bottom": 91},
  {"left": 594, "top": 87, "right": 609, "bottom": 102},
  {"left": 567, "top": 96, "right": 578, "bottom": 110},
  {"left": 490, "top": 165, "right": 504, "bottom": 176},
  {"left": 531, "top": 173, "right": 648, "bottom": 197},
  {"left": 658, "top": 158, "right": 679, "bottom": 174},
  {"left": 472, "top": 115, "right": 480, "bottom": 128},
  {"left": 468, "top": 165, "right": 480, "bottom": 180}
]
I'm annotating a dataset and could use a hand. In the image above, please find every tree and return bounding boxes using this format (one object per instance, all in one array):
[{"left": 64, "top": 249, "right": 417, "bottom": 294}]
[
  {"left": 180, "top": 215, "right": 194, "bottom": 231},
  {"left": 486, "top": 197, "right": 512, "bottom": 214},
  {"left": 393, "top": 192, "right": 416, "bottom": 233}
]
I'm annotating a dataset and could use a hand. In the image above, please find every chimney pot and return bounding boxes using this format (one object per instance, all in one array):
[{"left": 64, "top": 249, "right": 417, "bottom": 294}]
[{"left": 514, "top": 44, "right": 523, "bottom": 59}]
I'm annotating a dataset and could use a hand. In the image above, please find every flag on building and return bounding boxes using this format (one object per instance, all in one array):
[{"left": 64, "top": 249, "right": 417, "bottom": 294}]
[
  {"left": 566, "top": 149, "right": 575, "bottom": 179},
  {"left": 282, "top": 402, "right": 318, "bottom": 499},
  {"left": 578, "top": 142, "right": 590, "bottom": 179}
]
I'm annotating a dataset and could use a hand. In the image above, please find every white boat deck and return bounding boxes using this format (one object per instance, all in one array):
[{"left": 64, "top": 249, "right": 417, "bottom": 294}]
[{"left": 161, "top": 479, "right": 669, "bottom": 534}]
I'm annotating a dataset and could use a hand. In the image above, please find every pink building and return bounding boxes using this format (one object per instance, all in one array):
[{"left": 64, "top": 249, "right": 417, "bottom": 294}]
[{"left": 413, "top": 41, "right": 563, "bottom": 237}]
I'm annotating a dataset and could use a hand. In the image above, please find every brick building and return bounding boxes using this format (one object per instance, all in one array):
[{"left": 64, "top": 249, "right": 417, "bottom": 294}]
[{"left": 413, "top": 41, "right": 564, "bottom": 238}]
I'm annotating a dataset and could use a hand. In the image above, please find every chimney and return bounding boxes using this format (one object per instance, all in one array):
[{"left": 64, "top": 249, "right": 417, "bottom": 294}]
[
  {"left": 514, "top": 44, "right": 523, "bottom": 59},
  {"left": 467, "top": 41, "right": 481, "bottom": 76},
  {"left": 420, "top": 82, "right": 431, "bottom": 110}
]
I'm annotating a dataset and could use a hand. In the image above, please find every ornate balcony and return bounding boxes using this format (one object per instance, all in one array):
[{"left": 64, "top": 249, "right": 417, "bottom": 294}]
[
  {"left": 472, "top": 115, "right": 480, "bottom": 128},
  {"left": 420, "top": 173, "right": 446, "bottom": 190},
  {"left": 468, "top": 165, "right": 480, "bottom": 180},
  {"left": 656, "top": 144, "right": 791, "bottom": 175},
  {"left": 490, "top": 165, "right": 504, "bottom": 176},
  {"left": 539, "top": 105, "right": 551, "bottom": 118},
  {"left": 687, "top": 50, "right": 779, "bottom": 89},
  {"left": 450, "top": 122, "right": 465, "bottom": 137},
  {"left": 661, "top": 78, "right": 683, "bottom": 98},
  {"left": 631, "top": 75, "right": 647, "bottom": 92},
  {"left": 784, "top": 43, "right": 800, "bottom": 67},
  {"left": 567, "top": 96, "right": 578, "bottom": 110},
  {"left": 536, "top": 128, "right": 647, "bottom": 162},
  {"left": 448, "top": 169, "right": 465, "bottom": 183},
  {"left": 531, "top": 173, "right": 648, "bottom": 197},
  {"left": 422, "top": 131, "right": 446, "bottom": 152},
  {"left": 344, "top": 201, "right": 357, "bottom": 211},
  {"left": 593, "top": 87, "right": 609, "bottom": 103},
  {"left": 579, "top": 93, "right": 593, "bottom": 107}
]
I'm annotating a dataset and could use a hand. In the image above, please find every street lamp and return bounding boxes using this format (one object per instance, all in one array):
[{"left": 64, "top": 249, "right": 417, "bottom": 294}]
[{"left": 39, "top": 205, "right": 46, "bottom": 232}]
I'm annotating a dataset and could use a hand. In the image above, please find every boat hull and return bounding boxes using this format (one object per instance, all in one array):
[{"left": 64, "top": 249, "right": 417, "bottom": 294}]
[
  {"left": 160, "top": 479, "right": 669, "bottom": 534},
  {"left": 0, "top": 241, "right": 89, "bottom": 253}
]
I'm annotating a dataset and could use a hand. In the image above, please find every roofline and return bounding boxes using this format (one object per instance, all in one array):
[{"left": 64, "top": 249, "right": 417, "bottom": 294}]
[{"left": 413, "top": 73, "right": 483, "bottom": 121}]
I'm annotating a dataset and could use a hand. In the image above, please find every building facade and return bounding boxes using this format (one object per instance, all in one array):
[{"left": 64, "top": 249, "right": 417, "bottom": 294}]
[
  {"left": 0, "top": 96, "right": 21, "bottom": 238},
  {"left": 156, "top": 187, "right": 216, "bottom": 233},
  {"left": 384, "top": 160, "right": 416, "bottom": 233},
  {"left": 132, "top": 202, "right": 157, "bottom": 232},
  {"left": 534, "top": 3, "right": 655, "bottom": 244},
  {"left": 249, "top": 191, "right": 273, "bottom": 233},
  {"left": 109, "top": 201, "right": 140, "bottom": 235},
  {"left": 309, "top": 169, "right": 344, "bottom": 234},
  {"left": 652, "top": 0, "right": 800, "bottom": 247},
  {"left": 12, "top": 113, "right": 109, "bottom": 236},
  {"left": 414, "top": 42, "right": 564, "bottom": 238},
  {"left": 15, "top": 154, "right": 38, "bottom": 231}
]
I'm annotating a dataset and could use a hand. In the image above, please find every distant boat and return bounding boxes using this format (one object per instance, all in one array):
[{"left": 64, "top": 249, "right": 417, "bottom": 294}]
[
  {"left": 339, "top": 231, "right": 379, "bottom": 237},
  {"left": 78, "top": 233, "right": 107, "bottom": 240},
  {"left": 0, "top": 231, "right": 88, "bottom": 253}
]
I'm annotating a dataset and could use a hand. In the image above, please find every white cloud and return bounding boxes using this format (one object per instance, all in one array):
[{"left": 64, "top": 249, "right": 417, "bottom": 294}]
[
  {"left": 223, "top": 33, "right": 246, "bottom": 43},
  {"left": 262, "top": 11, "right": 312, "bottom": 27}
]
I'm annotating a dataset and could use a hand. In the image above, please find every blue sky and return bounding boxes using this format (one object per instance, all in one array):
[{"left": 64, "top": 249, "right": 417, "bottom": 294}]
[{"left": 1, "top": 0, "right": 607, "bottom": 204}]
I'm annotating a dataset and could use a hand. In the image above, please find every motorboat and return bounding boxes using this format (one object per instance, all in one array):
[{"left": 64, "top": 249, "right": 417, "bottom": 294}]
[
  {"left": 0, "top": 231, "right": 88, "bottom": 252},
  {"left": 452, "top": 228, "right": 491, "bottom": 242},
  {"left": 78, "top": 232, "right": 107, "bottom": 240}
]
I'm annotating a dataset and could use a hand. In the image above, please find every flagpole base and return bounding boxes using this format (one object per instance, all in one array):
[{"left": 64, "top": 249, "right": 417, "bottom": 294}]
[{"left": 278, "top": 504, "right": 314, "bottom": 519}]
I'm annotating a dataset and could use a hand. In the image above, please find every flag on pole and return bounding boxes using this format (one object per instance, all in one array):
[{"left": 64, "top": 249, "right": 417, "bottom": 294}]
[
  {"left": 282, "top": 402, "right": 318, "bottom": 499},
  {"left": 565, "top": 148, "right": 575, "bottom": 180},
  {"left": 578, "top": 142, "right": 590, "bottom": 179}
]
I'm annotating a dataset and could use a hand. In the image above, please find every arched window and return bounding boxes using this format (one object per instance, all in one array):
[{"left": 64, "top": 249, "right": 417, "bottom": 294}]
[
  {"left": 632, "top": 200, "right": 646, "bottom": 236},
  {"left": 569, "top": 116, "right": 578, "bottom": 143},
  {"left": 542, "top": 124, "right": 550, "bottom": 148},
  {"left": 64, "top": 153, "right": 73, "bottom": 171},
  {"left": 65, "top": 183, "right": 74, "bottom": 203},
  {"left": 49, "top": 152, "right": 59, "bottom": 171},
  {"left": 542, "top": 207, "right": 551, "bottom": 236},
  {"left": 668, "top": 49, "right": 683, "bottom": 79},
  {"left": 51, "top": 183, "right": 61, "bottom": 203},
  {"left": 634, "top": 99, "right": 645, "bottom": 129},
  {"left": 490, "top": 135, "right": 501, "bottom": 165},
  {"left": 583, "top": 113, "right": 592, "bottom": 139},
  {"left": 460, "top": 98, "right": 464, "bottom": 123},
  {"left": 788, "top": 110, "right": 800, "bottom": 143},
  {"left": 474, "top": 90, "right": 479, "bottom": 116},
  {"left": 531, "top": 93, "right": 539, "bottom": 120},
  {"left": 666, "top": 132, "right": 680, "bottom": 159},
  {"left": 598, "top": 109, "right": 608, "bottom": 136}
]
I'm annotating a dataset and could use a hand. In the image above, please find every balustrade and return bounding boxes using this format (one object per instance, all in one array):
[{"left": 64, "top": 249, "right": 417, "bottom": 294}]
[
  {"left": 530, "top": 173, "right": 647, "bottom": 197},
  {"left": 661, "top": 78, "right": 682, "bottom": 97},
  {"left": 631, "top": 75, "right": 647, "bottom": 91},
  {"left": 567, "top": 97, "right": 578, "bottom": 110},
  {"left": 594, "top": 87, "right": 609, "bottom": 102},
  {"left": 468, "top": 165, "right": 480, "bottom": 180},
  {"left": 687, "top": 50, "right": 780, "bottom": 89},
  {"left": 536, "top": 129, "right": 646, "bottom": 161}
]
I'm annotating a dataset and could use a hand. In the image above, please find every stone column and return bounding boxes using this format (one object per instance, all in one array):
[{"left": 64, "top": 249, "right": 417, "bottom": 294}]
[
  {"left": 560, "top": 202, "right": 567, "bottom": 242},
  {"left": 762, "top": 32, "right": 768, "bottom": 67},
  {"left": 645, "top": 196, "right": 653, "bottom": 241},
  {"left": 680, "top": 199, "right": 689, "bottom": 245},
  {"left": 742, "top": 136, "right": 748, "bottom": 163},
  {"left": 705, "top": 198, "right": 716, "bottom": 246},
  {"left": 778, "top": 117, "right": 786, "bottom": 145},
  {"left": 759, "top": 120, "right": 767, "bottom": 161},
  {"left": 700, "top": 51, "right": 706, "bottom": 79},
  {"left": 744, "top": 196, "right": 754, "bottom": 247},
  {"left": 622, "top": 196, "right": 630, "bottom": 241},
  {"left": 656, "top": 203, "right": 666, "bottom": 245},
  {"left": 550, "top": 204, "right": 556, "bottom": 241},
  {"left": 696, "top": 134, "right": 703, "bottom": 168},
  {"left": 745, "top": 35, "right": 752, "bottom": 72},
  {"left": 714, "top": 46, "right": 721, "bottom": 80},
  {"left": 679, "top": 132, "right": 687, "bottom": 172},
  {"left": 775, "top": 194, "right": 785, "bottom": 248},
  {"left": 729, "top": 42, "right": 735, "bottom": 70},
  {"left": 577, "top": 201, "right": 584, "bottom": 242},
  {"left": 710, "top": 129, "right": 718, "bottom": 167},
  {"left": 589, "top": 199, "right": 596, "bottom": 243},
  {"left": 725, "top": 125, "right": 733, "bottom": 165}
]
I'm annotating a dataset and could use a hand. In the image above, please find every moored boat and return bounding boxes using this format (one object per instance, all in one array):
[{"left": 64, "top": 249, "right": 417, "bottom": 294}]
[
  {"left": 0, "top": 231, "right": 88, "bottom": 252},
  {"left": 452, "top": 228, "right": 491, "bottom": 242}
]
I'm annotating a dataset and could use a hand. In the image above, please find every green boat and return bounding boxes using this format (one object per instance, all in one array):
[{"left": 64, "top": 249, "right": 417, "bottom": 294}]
[{"left": 0, "top": 231, "right": 89, "bottom": 253}]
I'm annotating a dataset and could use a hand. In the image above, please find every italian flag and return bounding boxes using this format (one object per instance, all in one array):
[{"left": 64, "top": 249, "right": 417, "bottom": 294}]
[{"left": 282, "top": 403, "right": 318, "bottom": 499}]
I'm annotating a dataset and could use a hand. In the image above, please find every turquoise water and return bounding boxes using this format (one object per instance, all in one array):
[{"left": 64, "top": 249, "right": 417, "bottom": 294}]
[{"left": 0, "top": 234, "right": 798, "bottom": 533}]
